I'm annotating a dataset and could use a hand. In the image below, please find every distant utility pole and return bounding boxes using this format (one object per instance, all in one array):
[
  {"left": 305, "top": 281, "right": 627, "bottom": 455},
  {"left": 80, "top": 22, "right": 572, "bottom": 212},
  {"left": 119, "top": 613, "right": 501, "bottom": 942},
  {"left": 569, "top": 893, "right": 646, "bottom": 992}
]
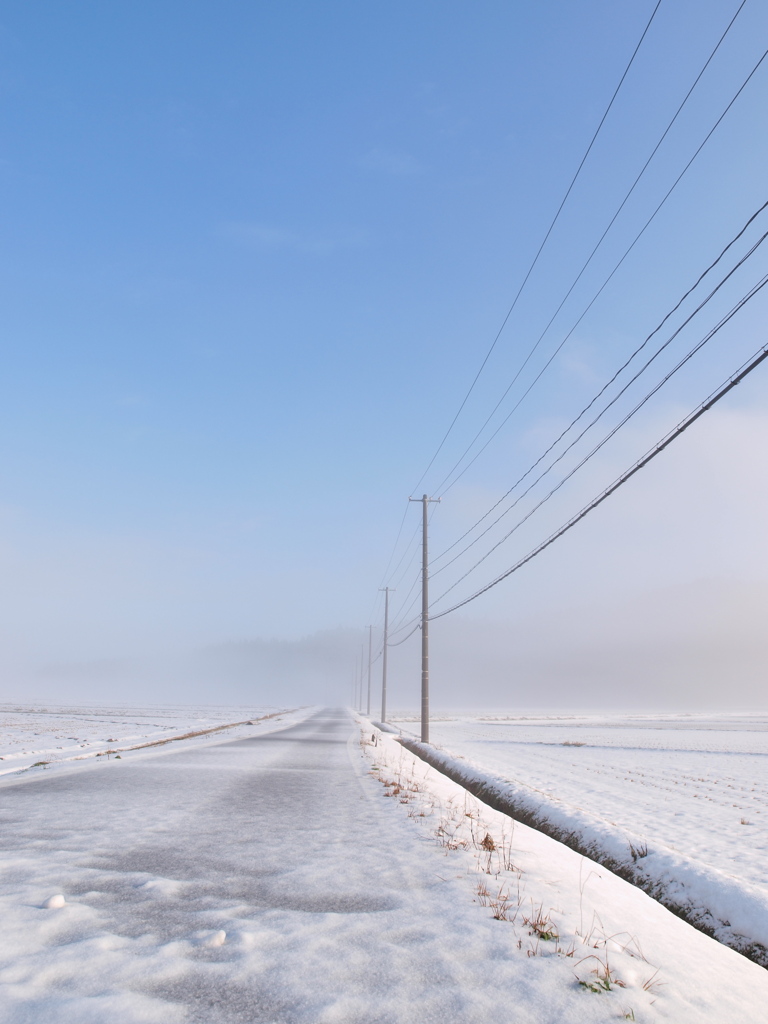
[
  {"left": 366, "top": 625, "right": 373, "bottom": 716},
  {"left": 379, "top": 586, "right": 394, "bottom": 723},
  {"left": 409, "top": 493, "right": 440, "bottom": 743}
]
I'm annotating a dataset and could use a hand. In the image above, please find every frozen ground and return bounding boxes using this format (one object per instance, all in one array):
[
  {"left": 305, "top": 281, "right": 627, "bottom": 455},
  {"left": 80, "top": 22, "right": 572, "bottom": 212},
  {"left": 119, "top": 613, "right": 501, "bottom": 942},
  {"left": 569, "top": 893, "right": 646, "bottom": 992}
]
[
  {"left": 1, "top": 706, "right": 767, "bottom": 1022},
  {"left": 388, "top": 711, "right": 768, "bottom": 958},
  {"left": 0, "top": 701, "right": 297, "bottom": 776}
]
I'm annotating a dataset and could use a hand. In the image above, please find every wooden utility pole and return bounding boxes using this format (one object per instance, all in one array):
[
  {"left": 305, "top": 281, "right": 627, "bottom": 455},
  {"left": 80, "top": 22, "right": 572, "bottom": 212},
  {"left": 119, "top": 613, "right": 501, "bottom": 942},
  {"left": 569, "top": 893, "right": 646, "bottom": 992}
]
[
  {"left": 366, "top": 625, "right": 373, "bottom": 716},
  {"left": 379, "top": 587, "right": 394, "bottom": 722},
  {"left": 409, "top": 494, "right": 440, "bottom": 743}
]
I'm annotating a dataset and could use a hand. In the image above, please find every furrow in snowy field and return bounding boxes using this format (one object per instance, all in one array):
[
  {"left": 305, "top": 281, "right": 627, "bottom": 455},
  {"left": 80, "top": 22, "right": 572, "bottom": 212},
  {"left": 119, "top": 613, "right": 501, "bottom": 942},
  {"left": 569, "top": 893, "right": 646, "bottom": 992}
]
[{"left": 395, "top": 734, "right": 768, "bottom": 967}]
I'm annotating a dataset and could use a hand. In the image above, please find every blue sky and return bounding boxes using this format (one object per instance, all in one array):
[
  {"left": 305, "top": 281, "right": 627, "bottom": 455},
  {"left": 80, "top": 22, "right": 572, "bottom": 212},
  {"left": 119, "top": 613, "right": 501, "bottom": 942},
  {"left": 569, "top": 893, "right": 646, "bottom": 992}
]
[{"left": 2, "top": 1, "right": 767, "bottom": 704}]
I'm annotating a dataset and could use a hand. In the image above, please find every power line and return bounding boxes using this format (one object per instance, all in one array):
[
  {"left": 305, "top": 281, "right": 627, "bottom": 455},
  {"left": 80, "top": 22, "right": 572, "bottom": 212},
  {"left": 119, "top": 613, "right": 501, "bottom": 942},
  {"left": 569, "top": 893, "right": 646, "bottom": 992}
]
[
  {"left": 376, "top": 8, "right": 767, "bottom": 642},
  {"left": 430, "top": 1, "right": 749, "bottom": 496},
  {"left": 375, "top": 501, "right": 410, "bottom": 588},
  {"left": 368, "top": 516, "right": 426, "bottom": 634},
  {"left": 387, "top": 574, "right": 425, "bottom": 637},
  {"left": 433, "top": 36, "right": 768, "bottom": 498},
  {"left": 400, "top": 205, "right": 768, "bottom": 623},
  {"left": 388, "top": 526, "right": 443, "bottom": 635},
  {"left": 389, "top": 526, "right": 424, "bottom": 590},
  {"left": 384, "top": 496, "right": 442, "bottom": 596},
  {"left": 388, "top": 622, "right": 421, "bottom": 648},
  {"left": 363, "top": 499, "right": 411, "bottom": 628},
  {"left": 409, "top": 0, "right": 664, "bottom": 495},
  {"left": 379, "top": 542, "right": 425, "bottom": 640},
  {"left": 432, "top": 199, "right": 768, "bottom": 563},
  {"left": 431, "top": 208, "right": 768, "bottom": 570},
  {"left": 387, "top": 570, "right": 422, "bottom": 632},
  {"left": 431, "top": 272, "right": 768, "bottom": 605},
  {"left": 430, "top": 291, "right": 768, "bottom": 619},
  {"left": 387, "top": 502, "right": 441, "bottom": 634}
]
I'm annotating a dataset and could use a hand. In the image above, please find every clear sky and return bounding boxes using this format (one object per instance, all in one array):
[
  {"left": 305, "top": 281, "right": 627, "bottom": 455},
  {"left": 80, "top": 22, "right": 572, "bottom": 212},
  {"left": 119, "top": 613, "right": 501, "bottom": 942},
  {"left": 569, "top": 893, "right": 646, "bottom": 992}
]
[{"left": 2, "top": 1, "right": 767, "bottom": 708}]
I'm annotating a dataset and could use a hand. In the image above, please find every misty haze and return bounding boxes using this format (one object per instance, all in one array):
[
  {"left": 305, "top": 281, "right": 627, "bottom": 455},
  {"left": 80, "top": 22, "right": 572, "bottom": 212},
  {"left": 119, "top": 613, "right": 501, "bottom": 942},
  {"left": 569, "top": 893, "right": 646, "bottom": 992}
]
[{"left": 2, "top": 1, "right": 767, "bottom": 1021}]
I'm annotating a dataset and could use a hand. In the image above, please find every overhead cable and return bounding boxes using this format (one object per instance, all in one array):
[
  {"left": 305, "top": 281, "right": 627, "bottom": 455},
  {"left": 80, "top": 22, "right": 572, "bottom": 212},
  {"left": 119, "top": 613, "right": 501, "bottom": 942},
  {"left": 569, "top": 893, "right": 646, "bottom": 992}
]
[
  {"left": 387, "top": 570, "right": 421, "bottom": 631},
  {"left": 386, "top": 502, "right": 441, "bottom": 634},
  {"left": 434, "top": 40, "right": 768, "bottom": 499},
  {"left": 430, "top": 334, "right": 768, "bottom": 620},
  {"left": 409, "top": 0, "right": 664, "bottom": 495},
  {"left": 431, "top": 210, "right": 768, "bottom": 570},
  {"left": 374, "top": 502, "right": 410, "bottom": 590},
  {"left": 432, "top": 2, "right": 750, "bottom": 495},
  {"left": 386, "top": 579, "right": 424, "bottom": 638},
  {"left": 387, "top": 622, "right": 421, "bottom": 647},
  {"left": 385, "top": 521, "right": 422, "bottom": 589},
  {"left": 430, "top": 277, "right": 768, "bottom": 612},
  {"left": 431, "top": 272, "right": 768, "bottom": 604}
]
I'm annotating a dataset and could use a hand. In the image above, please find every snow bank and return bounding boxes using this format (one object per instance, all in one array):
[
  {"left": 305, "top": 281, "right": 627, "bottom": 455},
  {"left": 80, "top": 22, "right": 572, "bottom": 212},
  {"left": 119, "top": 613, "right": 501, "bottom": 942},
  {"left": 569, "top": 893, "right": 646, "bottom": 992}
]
[{"left": 399, "top": 737, "right": 768, "bottom": 966}]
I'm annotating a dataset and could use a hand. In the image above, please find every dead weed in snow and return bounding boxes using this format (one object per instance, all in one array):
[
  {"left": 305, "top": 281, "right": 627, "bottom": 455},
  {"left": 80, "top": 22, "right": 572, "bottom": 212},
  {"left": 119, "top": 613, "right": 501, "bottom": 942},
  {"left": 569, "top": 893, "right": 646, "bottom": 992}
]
[{"left": 360, "top": 722, "right": 663, "bottom": 1008}]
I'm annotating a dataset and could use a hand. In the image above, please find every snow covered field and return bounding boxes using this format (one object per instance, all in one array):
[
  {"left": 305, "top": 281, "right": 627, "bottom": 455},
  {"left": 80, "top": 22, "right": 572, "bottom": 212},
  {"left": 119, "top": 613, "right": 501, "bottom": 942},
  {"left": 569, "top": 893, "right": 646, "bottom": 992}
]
[
  {"left": 388, "top": 711, "right": 768, "bottom": 960},
  {"left": 2, "top": 706, "right": 767, "bottom": 1023},
  {"left": 0, "top": 701, "right": 299, "bottom": 776}
]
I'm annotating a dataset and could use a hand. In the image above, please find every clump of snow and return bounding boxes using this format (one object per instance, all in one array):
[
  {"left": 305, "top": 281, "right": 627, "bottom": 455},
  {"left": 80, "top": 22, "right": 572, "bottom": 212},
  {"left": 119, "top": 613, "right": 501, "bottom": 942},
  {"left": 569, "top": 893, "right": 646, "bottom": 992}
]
[{"left": 42, "top": 894, "right": 66, "bottom": 909}]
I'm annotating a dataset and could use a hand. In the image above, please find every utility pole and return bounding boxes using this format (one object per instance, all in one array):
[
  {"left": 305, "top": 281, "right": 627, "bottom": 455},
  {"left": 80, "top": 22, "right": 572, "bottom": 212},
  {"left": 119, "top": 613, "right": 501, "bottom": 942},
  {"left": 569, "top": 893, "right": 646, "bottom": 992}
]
[
  {"left": 409, "top": 493, "right": 440, "bottom": 743},
  {"left": 366, "top": 625, "right": 373, "bottom": 716},
  {"left": 379, "top": 587, "right": 394, "bottom": 723}
]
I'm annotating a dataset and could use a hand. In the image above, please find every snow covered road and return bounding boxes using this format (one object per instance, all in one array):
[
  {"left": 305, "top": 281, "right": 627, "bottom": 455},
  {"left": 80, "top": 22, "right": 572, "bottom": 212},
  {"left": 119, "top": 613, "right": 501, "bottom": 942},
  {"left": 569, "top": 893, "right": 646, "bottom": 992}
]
[
  {"left": 2, "top": 708, "right": 767, "bottom": 1023},
  {"left": 0, "top": 707, "right": 564, "bottom": 1023}
]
